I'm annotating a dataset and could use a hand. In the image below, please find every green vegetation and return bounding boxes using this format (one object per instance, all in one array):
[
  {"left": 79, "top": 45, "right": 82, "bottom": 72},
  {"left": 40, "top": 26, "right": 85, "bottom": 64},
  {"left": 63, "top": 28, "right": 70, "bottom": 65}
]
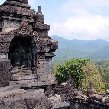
[
  {"left": 96, "top": 60, "right": 109, "bottom": 89},
  {"left": 54, "top": 58, "right": 89, "bottom": 89},
  {"left": 54, "top": 58, "right": 107, "bottom": 93},
  {"left": 82, "top": 62, "right": 105, "bottom": 93},
  {"left": 52, "top": 35, "right": 109, "bottom": 93}
]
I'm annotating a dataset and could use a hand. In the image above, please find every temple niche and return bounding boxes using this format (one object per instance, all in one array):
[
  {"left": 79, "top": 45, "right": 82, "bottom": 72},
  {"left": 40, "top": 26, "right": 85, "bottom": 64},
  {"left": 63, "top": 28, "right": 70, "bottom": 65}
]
[{"left": 8, "top": 36, "right": 36, "bottom": 70}]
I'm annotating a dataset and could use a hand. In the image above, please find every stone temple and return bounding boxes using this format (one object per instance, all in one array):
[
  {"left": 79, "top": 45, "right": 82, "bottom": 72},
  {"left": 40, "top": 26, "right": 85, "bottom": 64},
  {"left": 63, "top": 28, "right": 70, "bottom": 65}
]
[
  {"left": 0, "top": 0, "right": 65, "bottom": 109},
  {"left": 0, "top": 0, "right": 58, "bottom": 87}
]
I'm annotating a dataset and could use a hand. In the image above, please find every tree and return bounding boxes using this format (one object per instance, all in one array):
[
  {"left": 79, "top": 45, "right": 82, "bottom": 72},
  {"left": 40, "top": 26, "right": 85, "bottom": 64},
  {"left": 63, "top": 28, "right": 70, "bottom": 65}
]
[
  {"left": 54, "top": 58, "right": 89, "bottom": 89},
  {"left": 82, "top": 63, "right": 105, "bottom": 93},
  {"left": 96, "top": 60, "right": 109, "bottom": 89}
]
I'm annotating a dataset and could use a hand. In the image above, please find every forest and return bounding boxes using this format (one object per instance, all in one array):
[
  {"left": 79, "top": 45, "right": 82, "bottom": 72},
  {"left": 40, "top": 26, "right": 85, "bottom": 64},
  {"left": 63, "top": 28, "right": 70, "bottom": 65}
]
[{"left": 53, "top": 58, "right": 109, "bottom": 94}]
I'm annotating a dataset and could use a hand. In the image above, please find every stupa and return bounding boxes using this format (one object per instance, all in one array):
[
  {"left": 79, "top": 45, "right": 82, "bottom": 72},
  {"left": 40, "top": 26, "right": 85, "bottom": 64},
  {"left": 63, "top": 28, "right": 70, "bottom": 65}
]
[
  {"left": 0, "top": 0, "right": 60, "bottom": 109},
  {"left": 0, "top": 0, "right": 58, "bottom": 88}
]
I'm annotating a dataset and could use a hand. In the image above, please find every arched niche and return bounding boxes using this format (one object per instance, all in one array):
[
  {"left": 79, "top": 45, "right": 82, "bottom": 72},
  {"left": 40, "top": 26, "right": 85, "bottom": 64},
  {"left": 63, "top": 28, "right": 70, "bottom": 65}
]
[{"left": 8, "top": 36, "right": 37, "bottom": 71}]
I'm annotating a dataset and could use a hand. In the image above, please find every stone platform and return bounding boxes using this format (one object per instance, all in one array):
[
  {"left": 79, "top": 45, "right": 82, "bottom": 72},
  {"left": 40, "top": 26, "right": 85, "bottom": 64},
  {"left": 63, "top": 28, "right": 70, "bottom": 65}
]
[{"left": 0, "top": 86, "right": 52, "bottom": 109}]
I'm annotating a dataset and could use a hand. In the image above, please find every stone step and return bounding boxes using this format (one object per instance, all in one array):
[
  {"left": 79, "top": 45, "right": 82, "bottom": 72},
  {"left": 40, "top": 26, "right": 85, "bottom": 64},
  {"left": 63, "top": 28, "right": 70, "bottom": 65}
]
[
  {"left": 11, "top": 74, "right": 39, "bottom": 81},
  {"left": 11, "top": 69, "right": 32, "bottom": 75}
]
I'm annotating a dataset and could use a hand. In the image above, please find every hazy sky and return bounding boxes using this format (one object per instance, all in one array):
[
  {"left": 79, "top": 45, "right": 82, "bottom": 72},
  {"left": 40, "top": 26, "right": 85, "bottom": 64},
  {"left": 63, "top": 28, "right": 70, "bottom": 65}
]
[{"left": 1, "top": 0, "right": 109, "bottom": 40}]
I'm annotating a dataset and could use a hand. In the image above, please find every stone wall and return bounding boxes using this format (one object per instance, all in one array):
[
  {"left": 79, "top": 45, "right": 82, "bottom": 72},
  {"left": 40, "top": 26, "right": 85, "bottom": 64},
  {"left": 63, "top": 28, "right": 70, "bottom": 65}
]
[
  {"left": 0, "top": 59, "right": 11, "bottom": 87},
  {"left": 45, "top": 58, "right": 53, "bottom": 74},
  {"left": 55, "top": 107, "right": 69, "bottom": 109},
  {"left": 67, "top": 90, "right": 109, "bottom": 109},
  {"left": 70, "top": 98, "right": 109, "bottom": 109}
]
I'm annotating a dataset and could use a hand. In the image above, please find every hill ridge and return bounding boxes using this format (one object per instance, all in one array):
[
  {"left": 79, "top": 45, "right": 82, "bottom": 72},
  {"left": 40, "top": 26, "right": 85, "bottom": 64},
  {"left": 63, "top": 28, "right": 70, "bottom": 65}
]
[{"left": 52, "top": 35, "right": 109, "bottom": 63}]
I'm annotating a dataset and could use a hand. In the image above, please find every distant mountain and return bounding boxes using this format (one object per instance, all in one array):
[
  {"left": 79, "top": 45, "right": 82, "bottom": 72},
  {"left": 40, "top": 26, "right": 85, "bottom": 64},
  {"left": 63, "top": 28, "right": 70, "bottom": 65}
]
[{"left": 52, "top": 35, "right": 109, "bottom": 64}]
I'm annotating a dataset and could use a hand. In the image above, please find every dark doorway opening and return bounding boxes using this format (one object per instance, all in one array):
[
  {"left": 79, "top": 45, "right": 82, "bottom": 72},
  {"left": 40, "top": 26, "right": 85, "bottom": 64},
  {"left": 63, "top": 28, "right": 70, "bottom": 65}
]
[{"left": 8, "top": 37, "right": 36, "bottom": 70}]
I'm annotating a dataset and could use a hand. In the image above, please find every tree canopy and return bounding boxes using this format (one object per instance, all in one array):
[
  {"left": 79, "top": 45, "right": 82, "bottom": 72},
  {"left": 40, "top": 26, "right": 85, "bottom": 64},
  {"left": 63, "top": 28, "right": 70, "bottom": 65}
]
[
  {"left": 54, "top": 58, "right": 105, "bottom": 93},
  {"left": 54, "top": 58, "right": 89, "bottom": 89}
]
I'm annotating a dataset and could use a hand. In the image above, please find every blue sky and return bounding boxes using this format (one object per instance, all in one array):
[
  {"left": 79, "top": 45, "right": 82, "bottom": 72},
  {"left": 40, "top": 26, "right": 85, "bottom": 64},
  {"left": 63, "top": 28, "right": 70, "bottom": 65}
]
[{"left": 1, "top": 0, "right": 109, "bottom": 40}]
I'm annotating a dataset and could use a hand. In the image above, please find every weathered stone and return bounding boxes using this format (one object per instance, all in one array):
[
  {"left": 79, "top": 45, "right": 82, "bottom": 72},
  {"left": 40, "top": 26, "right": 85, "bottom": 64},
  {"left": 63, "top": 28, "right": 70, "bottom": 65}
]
[
  {"left": 0, "top": 0, "right": 59, "bottom": 109},
  {"left": 0, "top": 59, "right": 11, "bottom": 87},
  {"left": 0, "top": 0, "right": 58, "bottom": 88}
]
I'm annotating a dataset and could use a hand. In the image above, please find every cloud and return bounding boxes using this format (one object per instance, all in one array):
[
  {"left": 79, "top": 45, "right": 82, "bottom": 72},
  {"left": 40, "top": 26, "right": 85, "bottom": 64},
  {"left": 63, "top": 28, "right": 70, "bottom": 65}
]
[
  {"left": 61, "top": 0, "right": 109, "bottom": 15},
  {"left": 50, "top": 15, "right": 109, "bottom": 40},
  {"left": 49, "top": 0, "right": 109, "bottom": 40}
]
